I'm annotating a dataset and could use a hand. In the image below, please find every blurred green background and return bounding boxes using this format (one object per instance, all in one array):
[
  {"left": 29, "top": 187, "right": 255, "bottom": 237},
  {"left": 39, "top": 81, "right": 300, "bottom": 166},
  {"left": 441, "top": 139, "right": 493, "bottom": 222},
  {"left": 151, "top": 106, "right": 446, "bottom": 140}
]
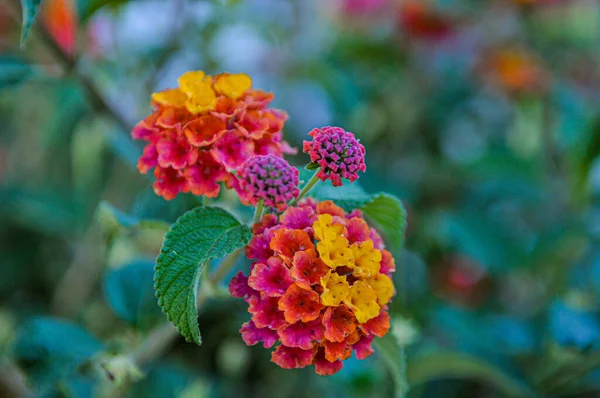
[{"left": 2, "top": 0, "right": 600, "bottom": 397}]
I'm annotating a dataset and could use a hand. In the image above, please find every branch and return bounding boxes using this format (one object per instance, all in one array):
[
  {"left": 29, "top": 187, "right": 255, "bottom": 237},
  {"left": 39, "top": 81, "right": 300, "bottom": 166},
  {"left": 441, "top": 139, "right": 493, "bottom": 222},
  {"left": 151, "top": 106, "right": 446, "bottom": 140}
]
[{"left": 30, "top": 15, "right": 132, "bottom": 133}]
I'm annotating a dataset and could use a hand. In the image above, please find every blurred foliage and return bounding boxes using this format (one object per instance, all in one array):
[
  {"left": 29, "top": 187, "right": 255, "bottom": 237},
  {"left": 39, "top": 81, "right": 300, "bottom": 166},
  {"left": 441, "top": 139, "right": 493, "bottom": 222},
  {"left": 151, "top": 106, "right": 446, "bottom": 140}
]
[{"left": 1, "top": 0, "right": 600, "bottom": 397}]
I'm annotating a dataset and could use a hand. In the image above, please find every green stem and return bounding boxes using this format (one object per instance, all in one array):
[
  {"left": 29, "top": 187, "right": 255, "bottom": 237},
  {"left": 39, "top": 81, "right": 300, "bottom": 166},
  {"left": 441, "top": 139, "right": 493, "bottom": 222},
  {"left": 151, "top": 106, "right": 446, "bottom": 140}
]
[
  {"left": 201, "top": 260, "right": 210, "bottom": 283},
  {"left": 290, "top": 170, "right": 320, "bottom": 206},
  {"left": 126, "top": 248, "right": 243, "bottom": 368},
  {"left": 253, "top": 200, "right": 264, "bottom": 225},
  {"left": 209, "top": 248, "right": 243, "bottom": 286},
  {"left": 129, "top": 322, "right": 178, "bottom": 366},
  {"left": 34, "top": 24, "right": 132, "bottom": 133}
]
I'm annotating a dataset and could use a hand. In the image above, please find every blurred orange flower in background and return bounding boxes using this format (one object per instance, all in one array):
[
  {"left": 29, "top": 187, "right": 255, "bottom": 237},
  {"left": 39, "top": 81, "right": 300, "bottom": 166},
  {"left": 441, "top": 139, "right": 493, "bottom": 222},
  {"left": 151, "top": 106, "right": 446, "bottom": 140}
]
[{"left": 482, "top": 48, "right": 548, "bottom": 95}]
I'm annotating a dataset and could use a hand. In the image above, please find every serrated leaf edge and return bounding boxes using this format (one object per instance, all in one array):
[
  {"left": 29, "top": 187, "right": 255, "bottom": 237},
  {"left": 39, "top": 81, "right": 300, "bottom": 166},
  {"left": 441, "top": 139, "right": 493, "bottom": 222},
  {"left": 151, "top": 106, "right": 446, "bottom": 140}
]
[{"left": 153, "top": 206, "right": 251, "bottom": 345}]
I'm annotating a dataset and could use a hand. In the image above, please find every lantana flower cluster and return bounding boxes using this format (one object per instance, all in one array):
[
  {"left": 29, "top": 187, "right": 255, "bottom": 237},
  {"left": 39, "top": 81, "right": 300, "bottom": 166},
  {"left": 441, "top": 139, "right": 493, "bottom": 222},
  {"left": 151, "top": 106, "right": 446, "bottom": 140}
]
[
  {"left": 303, "top": 126, "right": 366, "bottom": 187},
  {"left": 235, "top": 154, "right": 300, "bottom": 211},
  {"left": 132, "top": 71, "right": 294, "bottom": 200},
  {"left": 229, "top": 200, "right": 396, "bottom": 375}
]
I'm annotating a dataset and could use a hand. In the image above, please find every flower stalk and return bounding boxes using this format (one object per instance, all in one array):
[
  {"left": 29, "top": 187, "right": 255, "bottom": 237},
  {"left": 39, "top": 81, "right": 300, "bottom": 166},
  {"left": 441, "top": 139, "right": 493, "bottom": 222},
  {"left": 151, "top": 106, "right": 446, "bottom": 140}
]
[
  {"left": 253, "top": 200, "right": 264, "bottom": 225},
  {"left": 290, "top": 170, "right": 320, "bottom": 206}
]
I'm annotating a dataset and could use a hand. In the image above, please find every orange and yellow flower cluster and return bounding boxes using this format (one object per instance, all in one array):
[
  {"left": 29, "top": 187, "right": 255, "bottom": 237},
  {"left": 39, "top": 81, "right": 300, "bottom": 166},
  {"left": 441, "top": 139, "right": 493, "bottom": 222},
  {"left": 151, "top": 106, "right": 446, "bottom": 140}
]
[
  {"left": 229, "top": 199, "right": 396, "bottom": 375},
  {"left": 132, "top": 71, "right": 294, "bottom": 200}
]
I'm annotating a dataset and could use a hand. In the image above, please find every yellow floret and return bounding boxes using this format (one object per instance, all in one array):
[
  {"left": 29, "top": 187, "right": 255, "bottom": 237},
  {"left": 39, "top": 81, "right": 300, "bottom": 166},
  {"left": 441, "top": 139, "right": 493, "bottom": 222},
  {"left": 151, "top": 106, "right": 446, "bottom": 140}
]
[
  {"left": 151, "top": 88, "right": 187, "bottom": 107},
  {"left": 178, "top": 71, "right": 210, "bottom": 94},
  {"left": 365, "top": 273, "right": 395, "bottom": 305},
  {"left": 343, "top": 281, "right": 380, "bottom": 323},
  {"left": 313, "top": 214, "right": 345, "bottom": 242},
  {"left": 317, "top": 236, "right": 354, "bottom": 269},
  {"left": 185, "top": 89, "right": 217, "bottom": 114},
  {"left": 214, "top": 73, "right": 252, "bottom": 99},
  {"left": 320, "top": 271, "right": 350, "bottom": 306},
  {"left": 351, "top": 240, "right": 382, "bottom": 278}
]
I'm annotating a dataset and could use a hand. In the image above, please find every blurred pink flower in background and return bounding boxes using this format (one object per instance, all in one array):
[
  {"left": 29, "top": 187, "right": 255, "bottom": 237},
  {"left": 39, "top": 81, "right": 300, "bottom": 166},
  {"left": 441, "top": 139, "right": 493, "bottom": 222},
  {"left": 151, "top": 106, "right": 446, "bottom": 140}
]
[
  {"left": 341, "top": 0, "right": 389, "bottom": 15},
  {"left": 41, "top": 0, "right": 78, "bottom": 56}
]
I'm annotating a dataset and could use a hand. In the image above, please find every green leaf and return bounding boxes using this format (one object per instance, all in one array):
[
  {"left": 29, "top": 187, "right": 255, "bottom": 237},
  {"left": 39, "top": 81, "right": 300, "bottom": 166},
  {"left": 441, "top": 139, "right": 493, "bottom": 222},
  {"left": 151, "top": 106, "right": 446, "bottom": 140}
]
[
  {"left": 15, "top": 317, "right": 103, "bottom": 389},
  {"left": 61, "top": 376, "right": 98, "bottom": 398},
  {"left": 305, "top": 162, "right": 319, "bottom": 171},
  {"left": 104, "top": 127, "right": 142, "bottom": 170},
  {"left": 20, "top": 0, "right": 44, "bottom": 47},
  {"left": 77, "top": 0, "right": 130, "bottom": 22},
  {"left": 406, "top": 352, "right": 536, "bottom": 398},
  {"left": 374, "top": 332, "right": 409, "bottom": 398},
  {"left": 573, "top": 117, "right": 600, "bottom": 201},
  {"left": 104, "top": 260, "right": 163, "bottom": 329},
  {"left": 0, "top": 56, "right": 37, "bottom": 88},
  {"left": 97, "top": 201, "right": 140, "bottom": 230},
  {"left": 361, "top": 193, "right": 407, "bottom": 251},
  {"left": 131, "top": 188, "right": 205, "bottom": 224},
  {"left": 96, "top": 200, "right": 170, "bottom": 245},
  {"left": 155, "top": 206, "right": 252, "bottom": 344},
  {"left": 0, "top": 186, "right": 83, "bottom": 236}
]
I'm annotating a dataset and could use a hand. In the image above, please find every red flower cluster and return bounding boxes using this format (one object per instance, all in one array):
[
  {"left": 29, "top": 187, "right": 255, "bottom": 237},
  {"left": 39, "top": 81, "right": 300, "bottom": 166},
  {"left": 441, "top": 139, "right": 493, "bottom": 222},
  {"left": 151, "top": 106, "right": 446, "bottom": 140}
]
[
  {"left": 132, "top": 71, "right": 295, "bottom": 200},
  {"left": 398, "top": 1, "right": 455, "bottom": 41},
  {"left": 229, "top": 199, "right": 396, "bottom": 375}
]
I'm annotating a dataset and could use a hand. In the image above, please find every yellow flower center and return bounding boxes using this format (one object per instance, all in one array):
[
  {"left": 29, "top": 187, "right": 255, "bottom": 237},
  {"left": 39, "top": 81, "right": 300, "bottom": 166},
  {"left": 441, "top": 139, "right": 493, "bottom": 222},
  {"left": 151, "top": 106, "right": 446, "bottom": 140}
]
[
  {"left": 343, "top": 281, "right": 380, "bottom": 323},
  {"left": 317, "top": 236, "right": 354, "bottom": 269},
  {"left": 350, "top": 240, "right": 382, "bottom": 278},
  {"left": 311, "top": 216, "right": 394, "bottom": 324},
  {"left": 178, "top": 71, "right": 209, "bottom": 94},
  {"left": 365, "top": 274, "right": 394, "bottom": 305},
  {"left": 214, "top": 73, "right": 252, "bottom": 99},
  {"left": 151, "top": 88, "right": 187, "bottom": 107},
  {"left": 313, "top": 214, "right": 345, "bottom": 242},
  {"left": 320, "top": 271, "right": 350, "bottom": 306},
  {"left": 176, "top": 70, "right": 217, "bottom": 114},
  {"left": 185, "top": 90, "right": 217, "bottom": 114}
]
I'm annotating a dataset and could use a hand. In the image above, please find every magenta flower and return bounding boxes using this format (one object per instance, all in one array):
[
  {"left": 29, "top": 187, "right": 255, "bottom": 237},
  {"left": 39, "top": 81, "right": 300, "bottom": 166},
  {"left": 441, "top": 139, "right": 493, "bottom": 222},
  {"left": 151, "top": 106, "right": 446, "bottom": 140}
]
[
  {"left": 184, "top": 151, "right": 232, "bottom": 198},
  {"left": 229, "top": 271, "right": 259, "bottom": 303},
  {"left": 138, "top": 143, "right": 158, "bottom": 174},
  {"left": 235, "top": 154, "right": 300, "bottom": 211},
  {"left": 241, "top": 320, "right": 278, "bottom": 348},
  {"left": 279, "top": 205, "right": 317, "bottom": 231},
  {"left": 245, "top": 228, "right": 276, "bottom": 263},
  {"left": 156, "top": 135, "right": 198, "bottom": 170},
  {"left": 303, "top": 126, "right": 366, "bottom": 187},
  {"left": 153, "top": 167, "right": 189, "bottom": 201},
  {"left": 353, "top": 335, "right": 375, "bottom": 360},
  {"left": 211, "top": 130, "right": 255, "bottom": 170},
  {"left": 271, "top": 345, "right": 315, "bottom": 369},
  {"left": 314, "top": 350, "right": 343, "bottom": 376},
  {"left": 248, "top": 295, "right": 286, "bottom": 329},
  {"left": 248, "top": 257, "right": 294, "bottom": 297},
  {"left": 277, "top": 319, "right": 325, "bottom": 350}
]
